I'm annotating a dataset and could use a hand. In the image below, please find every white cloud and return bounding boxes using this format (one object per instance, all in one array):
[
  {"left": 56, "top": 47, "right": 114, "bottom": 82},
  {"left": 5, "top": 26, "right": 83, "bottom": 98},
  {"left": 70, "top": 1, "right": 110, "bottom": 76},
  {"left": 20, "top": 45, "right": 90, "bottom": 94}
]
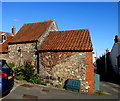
[{"left": 13, "top": 19, "right": 19, "bottom": 22}]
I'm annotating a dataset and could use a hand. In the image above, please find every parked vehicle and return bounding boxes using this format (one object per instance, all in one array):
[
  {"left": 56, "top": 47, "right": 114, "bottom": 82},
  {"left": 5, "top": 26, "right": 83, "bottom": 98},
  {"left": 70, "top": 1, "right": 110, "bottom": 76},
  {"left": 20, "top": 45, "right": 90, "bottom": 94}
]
[{"left": 0, "top": 59, "right": 14, "bottom": 97}]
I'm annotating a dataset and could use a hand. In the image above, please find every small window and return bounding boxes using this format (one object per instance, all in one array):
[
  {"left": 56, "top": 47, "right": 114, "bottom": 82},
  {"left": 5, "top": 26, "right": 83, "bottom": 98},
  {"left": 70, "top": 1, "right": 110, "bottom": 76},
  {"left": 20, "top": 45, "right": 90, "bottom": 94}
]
[{"left": 2, "top": 34, "right": 7, "bottom": 42}]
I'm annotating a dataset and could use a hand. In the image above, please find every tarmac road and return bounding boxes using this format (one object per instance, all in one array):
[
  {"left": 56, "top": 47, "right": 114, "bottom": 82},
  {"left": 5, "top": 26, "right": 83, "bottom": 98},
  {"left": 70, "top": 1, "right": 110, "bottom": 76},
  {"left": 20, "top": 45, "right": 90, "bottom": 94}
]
[
  {"left": 100, "top": 81, "right": 120, "bottom": 96},
  {"left": 1, "top": 80, "right": 120, "bottom": 100}
]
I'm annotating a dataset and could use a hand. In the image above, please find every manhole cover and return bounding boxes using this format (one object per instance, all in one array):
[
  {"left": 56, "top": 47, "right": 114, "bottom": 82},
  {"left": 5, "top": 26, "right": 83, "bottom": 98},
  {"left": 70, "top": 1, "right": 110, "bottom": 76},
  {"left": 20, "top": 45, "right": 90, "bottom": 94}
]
[
  {"left": 23, "top": 94, "right": 38, "bottom": 99},
  {"left": 42, "top": 89, "right": 49, "bottom": 92},
  {"left": 20, "top": 84, "right": 34, "bottom": 88}
]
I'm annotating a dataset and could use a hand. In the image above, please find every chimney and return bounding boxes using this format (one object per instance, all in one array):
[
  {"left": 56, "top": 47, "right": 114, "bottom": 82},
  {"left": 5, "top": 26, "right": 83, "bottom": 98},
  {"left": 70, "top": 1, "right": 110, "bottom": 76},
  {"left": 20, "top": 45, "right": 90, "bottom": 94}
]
[
  {"left": 12, "top": 26, "right": 16, "bottom": 35},
  {"left": 106, "top": 49, "right": 109, "bottom": 54},
  {"left": 114, "top": 35, "right": 119, "bottom": 43}
]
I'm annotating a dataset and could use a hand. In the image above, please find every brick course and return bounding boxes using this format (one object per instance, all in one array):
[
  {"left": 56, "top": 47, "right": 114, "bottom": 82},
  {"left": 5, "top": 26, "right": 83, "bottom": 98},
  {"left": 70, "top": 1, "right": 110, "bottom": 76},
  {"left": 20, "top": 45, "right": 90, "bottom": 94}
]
[{"left": 86, "top": 52, "right": 94, "bottom": 93}]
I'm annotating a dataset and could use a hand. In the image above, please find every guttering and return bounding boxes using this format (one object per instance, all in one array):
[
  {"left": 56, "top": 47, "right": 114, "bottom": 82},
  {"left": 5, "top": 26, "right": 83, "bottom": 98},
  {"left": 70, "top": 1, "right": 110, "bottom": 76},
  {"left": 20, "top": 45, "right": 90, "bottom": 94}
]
[
  {"left": 8, "top": 40, "right": 38, "bottom": 45},
  {"left": 37, "top": 49, "right": 93, "bottom": 53}
]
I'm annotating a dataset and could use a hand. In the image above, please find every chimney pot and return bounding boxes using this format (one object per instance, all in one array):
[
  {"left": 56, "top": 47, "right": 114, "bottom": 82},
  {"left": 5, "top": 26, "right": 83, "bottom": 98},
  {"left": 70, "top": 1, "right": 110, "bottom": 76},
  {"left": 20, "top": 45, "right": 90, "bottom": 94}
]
[
  {"left": 12, "top": 26, "right": 16, "bottom": 35},
  {"left": 106, "top": 49, "right": 109, "bottom": 54},
  {"left": 114, "top": 35, "right": 119, "bottom": 43}
]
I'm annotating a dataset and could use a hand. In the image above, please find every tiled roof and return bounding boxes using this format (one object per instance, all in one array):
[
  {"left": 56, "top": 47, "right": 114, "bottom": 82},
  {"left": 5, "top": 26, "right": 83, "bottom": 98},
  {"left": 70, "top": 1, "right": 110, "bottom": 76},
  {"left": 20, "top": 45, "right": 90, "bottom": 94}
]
[
  {"left": 39, "top": 29, "right": 93, "bottom": 51},
  {"left": 9, "top": 19, "right": 54, "bottom": 44},
  {"left": 0, "top": 32, "right": 13, "bottom": 53},
  {"left": 0, "top": 32, "right": 13, "bottom": 36},
  {"left": 0, "top": 32, "right": 13, "bottom": 43},
  {"left": 0, "top": 40, "right": 9, "bottom": 53}
]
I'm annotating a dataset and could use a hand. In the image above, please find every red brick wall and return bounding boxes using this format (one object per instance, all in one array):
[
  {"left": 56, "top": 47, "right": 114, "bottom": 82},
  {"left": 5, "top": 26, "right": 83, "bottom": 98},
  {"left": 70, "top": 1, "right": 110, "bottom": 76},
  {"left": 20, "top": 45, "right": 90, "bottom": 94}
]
[{"left": 86, "top": 52, "right": 94, "bottom": 93}]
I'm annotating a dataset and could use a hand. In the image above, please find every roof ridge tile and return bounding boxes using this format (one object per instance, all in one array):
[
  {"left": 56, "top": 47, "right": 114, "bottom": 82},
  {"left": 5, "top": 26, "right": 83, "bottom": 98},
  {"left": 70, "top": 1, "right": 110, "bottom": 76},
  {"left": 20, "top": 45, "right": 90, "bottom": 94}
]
[
  {"left": 24, "top": 19, "right": 55, "bottom": 25},
  {"left": 50, "top": 29, "right": 89, "bottom": 33}
]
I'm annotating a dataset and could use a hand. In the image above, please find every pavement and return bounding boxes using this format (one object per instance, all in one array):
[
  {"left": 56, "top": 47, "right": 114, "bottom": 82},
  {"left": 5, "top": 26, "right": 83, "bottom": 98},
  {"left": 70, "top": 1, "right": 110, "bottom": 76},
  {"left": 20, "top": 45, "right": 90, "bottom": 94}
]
[
  {"left": 0, "top": 80, "right": 120, "bottom": 100},
  {"left": 100, "top": 81, "right": 120, "bottom": 96}
]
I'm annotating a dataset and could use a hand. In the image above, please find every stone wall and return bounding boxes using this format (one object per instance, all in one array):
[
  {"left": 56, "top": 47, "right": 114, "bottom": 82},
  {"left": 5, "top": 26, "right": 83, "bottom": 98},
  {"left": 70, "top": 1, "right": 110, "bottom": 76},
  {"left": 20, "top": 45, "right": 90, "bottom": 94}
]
[
  {"left": 41, "top": 52, "right": 73, "bottom": 67},
  {"left": 0, "top": 53, "right": 9, "bottom": 61},
  {"left": 37, "top": 20, "right": 58, "bottom": 47},
  {"left": 8, "top": 42, "right": 37, "bottom": 67},
  {"left": 39, "top": 52, "right": 94, "bottom": 92}
]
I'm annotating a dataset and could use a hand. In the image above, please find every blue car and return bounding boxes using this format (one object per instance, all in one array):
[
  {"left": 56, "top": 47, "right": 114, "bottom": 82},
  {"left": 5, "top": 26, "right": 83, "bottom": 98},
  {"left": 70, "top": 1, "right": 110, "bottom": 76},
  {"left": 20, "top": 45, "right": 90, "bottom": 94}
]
[{"left": 0, "top": 59, "right": 14, "bottom": 97}]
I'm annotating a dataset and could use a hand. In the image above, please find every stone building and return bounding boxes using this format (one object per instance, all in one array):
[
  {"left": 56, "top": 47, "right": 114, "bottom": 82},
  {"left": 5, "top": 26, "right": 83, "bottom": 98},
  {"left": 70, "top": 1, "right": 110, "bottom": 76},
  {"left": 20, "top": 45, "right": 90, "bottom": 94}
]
[
  {"left": 0, "top": 29, "right": 14, "bottom": 59},
  {"left": 109, "top": 35, "right": 120, "bottom": 74},
  {"left": 38, "top": 29, "right": 94, "bottom": 93},
  {"left": 0, "top": 19, "right": 94, "bottom": 93},
  {"left": 1, "top": 19, "right": 58, "bottom": 66},
  {"left": 0, "top": 31, "right": 14, "bottom": 44}
]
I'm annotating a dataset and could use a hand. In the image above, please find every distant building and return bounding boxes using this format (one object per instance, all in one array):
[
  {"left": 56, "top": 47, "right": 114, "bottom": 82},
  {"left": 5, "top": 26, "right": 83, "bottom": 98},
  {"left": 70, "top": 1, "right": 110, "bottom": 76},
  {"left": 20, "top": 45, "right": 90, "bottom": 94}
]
[
  {"left": 0, "top": 27, "right": 15, "bottom": 59},
  {"left": 93, "top": 53, "right": 98, "bottom": 72},
  {"left": 109, "top": 35, "right": 120, "bottom": 74},
  {"left": 96, "top": 35, "right": 120, "bottom": 84},
  {"left": 0, "top": 31, "right": 14, "bottom": 44}
]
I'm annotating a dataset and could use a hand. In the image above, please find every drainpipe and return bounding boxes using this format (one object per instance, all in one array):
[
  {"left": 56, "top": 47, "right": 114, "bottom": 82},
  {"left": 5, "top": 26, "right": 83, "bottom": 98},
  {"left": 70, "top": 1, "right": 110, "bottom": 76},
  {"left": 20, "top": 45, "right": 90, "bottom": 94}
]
[
  {"left": 36, "top": 41, "right": 39, "bottom": 74},
  {"left": 37, "top": 52, "right": 40, "bottom": 74},
  {"left": 18, "top": 47, "right": 22, "bottom": 67}
]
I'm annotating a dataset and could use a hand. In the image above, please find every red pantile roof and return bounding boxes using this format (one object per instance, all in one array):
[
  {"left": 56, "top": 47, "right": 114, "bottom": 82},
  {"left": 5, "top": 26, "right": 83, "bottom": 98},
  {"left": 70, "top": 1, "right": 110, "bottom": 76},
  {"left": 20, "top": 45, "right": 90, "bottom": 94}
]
[
  {"left": 0, "top": 32, "right": 13, "bottom": 36},
  {"left": 0, "top": 32, "right": 13, "bottom": 53},
  {"left": 9, "top": 19, "right": 54, "bottom": 44},
  {"left": 0, "top": 40, "right": 9, "bottom": 53},
  {"left": 39, "top": 29, "right": 93, "bottom": 51},
  {"left": 0, "top": 32, "right": 13, "bottom": 43}
]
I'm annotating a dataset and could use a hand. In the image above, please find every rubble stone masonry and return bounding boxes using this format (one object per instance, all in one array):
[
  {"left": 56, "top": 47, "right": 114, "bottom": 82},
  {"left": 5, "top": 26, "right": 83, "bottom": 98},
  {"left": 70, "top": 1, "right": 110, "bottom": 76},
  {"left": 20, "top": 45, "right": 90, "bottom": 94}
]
[
  {"left": 37, "top": 20, "right": 58, "bottom": 47},
  {"left": 39, "top": 52, "right": 94, "bottom": 93},
  {"left": 1, "top": 53, "right": 9, "bottom": 61},
  {"left": 8, "top": 43, "right": 37, "bottom": 66}
]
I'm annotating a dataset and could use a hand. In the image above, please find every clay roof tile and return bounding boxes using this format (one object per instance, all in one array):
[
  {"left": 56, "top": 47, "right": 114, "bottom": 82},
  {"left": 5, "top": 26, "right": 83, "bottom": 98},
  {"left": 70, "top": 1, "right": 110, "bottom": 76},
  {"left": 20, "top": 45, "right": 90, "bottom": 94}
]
[
  {"left": 9, "top": 19, "right": 54, "bottom": 44},
  {"left": 39, "top": 29, "right": 93, "bottom": 51}
]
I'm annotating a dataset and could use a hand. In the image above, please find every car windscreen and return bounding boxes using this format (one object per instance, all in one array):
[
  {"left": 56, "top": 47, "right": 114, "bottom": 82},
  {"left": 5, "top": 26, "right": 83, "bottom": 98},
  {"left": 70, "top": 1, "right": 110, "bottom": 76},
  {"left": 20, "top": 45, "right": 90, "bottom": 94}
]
[{"left": 0, "top": 61, "right": 10, "bottom": 71}]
